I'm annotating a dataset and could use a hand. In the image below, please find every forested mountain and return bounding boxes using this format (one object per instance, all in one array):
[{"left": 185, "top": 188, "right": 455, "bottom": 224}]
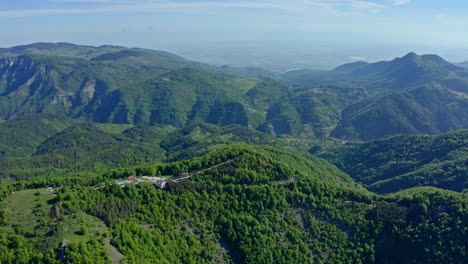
[
  {"left": 258, "top": 86, "right": 369, "bottom": 137},
  {"left": 0, "top": 144, "right": 467, "bottom": 263},
  {"left": 331, "top": 85, "right": 468, "bottom": 140},
  {"left": 0, "top": 42, "right": 196, "bottom": 67},
  {"left": 1, "top": 44, "right": 467, "bottom": 141},
  {"left": 283, "top": 52, "right": 468, "bottom": 91},
  {"left": 0, "top": 115, "right": 314, "bottom": 180},
  {"left": 0, "top": 52, "right": 286, "bottom": 128},
  {"left": 316, "top": 130, "right": 468, "bottom": 193},
  {"left": 282, "top": 53, "right": 468, "bottom": 140}
]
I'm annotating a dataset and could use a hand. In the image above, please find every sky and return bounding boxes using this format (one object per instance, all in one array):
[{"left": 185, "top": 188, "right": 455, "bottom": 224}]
[{"left": 2, "top": 0, "right": 468, "bottom": 70}]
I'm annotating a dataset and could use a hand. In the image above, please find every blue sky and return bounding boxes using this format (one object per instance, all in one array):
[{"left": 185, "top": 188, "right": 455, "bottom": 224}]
[{"left": 2, "top": 0, "right": 468, "bottom": 69}]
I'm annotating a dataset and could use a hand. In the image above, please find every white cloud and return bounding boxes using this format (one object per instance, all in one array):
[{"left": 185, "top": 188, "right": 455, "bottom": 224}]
[
  {"left": 351, "top": 1, "right": 385, "bottom": 13},
  {"left": 0, "top": 0, "right": 388, "bottom": 18},
  {"left": 392, "top": 0, "right": 411, "bottom": 6}
]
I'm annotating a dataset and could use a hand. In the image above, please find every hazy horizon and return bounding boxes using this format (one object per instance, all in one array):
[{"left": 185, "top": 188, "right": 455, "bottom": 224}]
[{"left": 3, "top": 0, "right": 468, "bottom": 70}]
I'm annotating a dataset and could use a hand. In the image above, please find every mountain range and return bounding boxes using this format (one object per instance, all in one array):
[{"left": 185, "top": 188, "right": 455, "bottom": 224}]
[
  {"left": 282, "top": 52, "right": 468, "bottom": 139},
  {"left": 1, "top": 43, "right": 467, "bottom": 141},
  {"left": 284, "top": 52, "right": 468, "bottom": 92}
]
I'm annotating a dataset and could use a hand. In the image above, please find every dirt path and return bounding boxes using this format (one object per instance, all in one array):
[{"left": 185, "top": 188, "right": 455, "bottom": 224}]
[
  {"left": 172, "top": 159, "right": 235, "bottom": 182},
  {"left": 105, "top": 239, "right": 125, "bottom": 264}
]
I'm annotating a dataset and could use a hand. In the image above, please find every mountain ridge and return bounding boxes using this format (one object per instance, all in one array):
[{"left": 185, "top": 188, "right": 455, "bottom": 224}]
[
  {"left": 1, "top": 43, "right": 467, "bottom": 141},
  {"left": 284, "top": 52, "right": 468, "bottom": 90}
]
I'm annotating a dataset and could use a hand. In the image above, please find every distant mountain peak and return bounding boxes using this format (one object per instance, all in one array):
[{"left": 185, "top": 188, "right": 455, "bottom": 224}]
[
  {"left": 98, "top": 44, "right": 126, "bottom": 49},
  {"left": 398, "top": 52, "right": 452, "bottom": 65},
  {"left": 285, "top": 51, "right": 468, "bottom": 90},
  {"left": 402, "top": 51, "right": 418, "bottom": 58},
  {"left": 333, "top": 61, "right": 369, "bottom": 72},
  {"left": 456, "top": 61, "right": 468, "bottom": 69}
]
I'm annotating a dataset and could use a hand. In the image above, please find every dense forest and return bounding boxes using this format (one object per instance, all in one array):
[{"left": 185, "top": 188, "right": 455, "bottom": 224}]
[
  {"left": 316, "top": 130, "right": 468, "bottom": 193},
  {"left": 0, "top": 144, "right": 467, "bottom": 263}
]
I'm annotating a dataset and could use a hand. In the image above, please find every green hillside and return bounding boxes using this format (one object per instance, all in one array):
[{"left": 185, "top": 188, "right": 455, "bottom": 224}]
[
  {"left": 0, "top": 144, "right": 466, "bottom": 263},
  {"left": 259, "top": 86, "right": 369, "bottom": 137},
  {"left": 331, "top": 86, "right": 468, "bottom": 140},
  {"left": 0, "top": 42, "right": 278, "bottom": 79},
  {"left": 282, "top": 53, "right": 468, "bottom": 140},
  {"left": 316, "top": 130, "right": 468, "bottom": 193},
  {"left": 0, "top": 114, "right": 75, "bottom": 159},
  {"left": 0, "top": 52, "right": 289, "bottom": 130},
  {"left": 0, "top": 116, "right": 312, "bottom": 180}
]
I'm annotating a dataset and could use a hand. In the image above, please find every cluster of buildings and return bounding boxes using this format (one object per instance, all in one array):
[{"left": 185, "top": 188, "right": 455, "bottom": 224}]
[
  {"left": 115, "top": 175, "right": 168, "bottom": 189},
  {"left": 154, "top": 179, "right": 167, "bottom": 189},
  {"left": 115, "top": 172, "right": 192, "bottom": 190},
  {"left": 116, "top": 176, "right": 141, "bottom": 187},
  {"left": 141, "top": 176, "right": 168, "bottom": 189}
]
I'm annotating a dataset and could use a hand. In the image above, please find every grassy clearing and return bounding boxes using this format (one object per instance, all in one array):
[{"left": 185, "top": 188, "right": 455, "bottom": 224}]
[
  {"left": 58, "top": 211, "right": 108, "bottom": 244},
  {"left": 105, "top": 238, "right": 125, "bottom": 264},
  {"left": 5, "top": 188, "right": 56, "bottom": 231},
  {"left": 3, "top": 188, "right": 107, "bottom": 250}
]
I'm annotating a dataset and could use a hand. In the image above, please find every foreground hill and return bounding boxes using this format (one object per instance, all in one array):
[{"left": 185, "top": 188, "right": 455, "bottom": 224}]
[
  {"left": 316, "top": 130, "right": 468, "bottom": 193},
  {"left": 0, "top": 144, "right": 466, "bottom": 263}
]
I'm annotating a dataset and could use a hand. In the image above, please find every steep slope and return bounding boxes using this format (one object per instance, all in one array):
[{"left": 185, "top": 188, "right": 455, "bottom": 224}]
[
  {"left": 331, "top": 86, "right": 468, "bottom": 140},
  {"left": 316, "top": 130, "right": 468, "bottom": 193},
  {"left": 0, "top": 53, "right": 289, "bottom": 128},
  {"left": 0, "top": 54, "right": 153, "bottom": 119},
  {"left": 259, "top": 86, "right": 369, "bottom": 137}
]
